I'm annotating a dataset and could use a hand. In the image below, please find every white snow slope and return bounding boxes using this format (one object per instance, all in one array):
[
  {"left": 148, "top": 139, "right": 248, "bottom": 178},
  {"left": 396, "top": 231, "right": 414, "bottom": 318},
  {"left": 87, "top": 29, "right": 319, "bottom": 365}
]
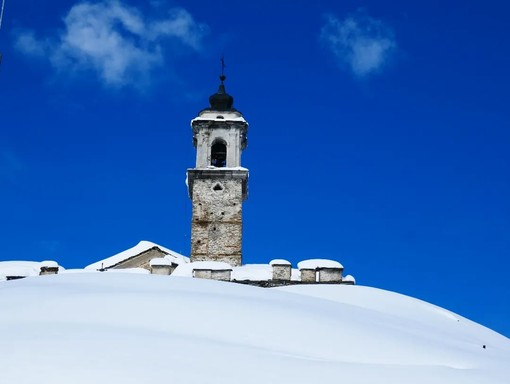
[{"left": 0, "top": 273, "right": 508, "bottom": 384}]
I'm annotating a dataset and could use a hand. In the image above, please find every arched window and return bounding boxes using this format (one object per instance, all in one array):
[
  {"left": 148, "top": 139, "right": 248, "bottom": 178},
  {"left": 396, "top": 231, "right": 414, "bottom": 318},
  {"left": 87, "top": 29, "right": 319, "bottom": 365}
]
[{"left": 211, "top": 140, "right": 227, "bottom": 167}]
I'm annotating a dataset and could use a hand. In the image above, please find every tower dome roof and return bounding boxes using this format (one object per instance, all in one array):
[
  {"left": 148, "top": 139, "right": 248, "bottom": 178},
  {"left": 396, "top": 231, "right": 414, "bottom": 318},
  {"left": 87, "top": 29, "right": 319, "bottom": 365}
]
[{"left": 209, "top": 75, "right": 235, "bottom": 111}]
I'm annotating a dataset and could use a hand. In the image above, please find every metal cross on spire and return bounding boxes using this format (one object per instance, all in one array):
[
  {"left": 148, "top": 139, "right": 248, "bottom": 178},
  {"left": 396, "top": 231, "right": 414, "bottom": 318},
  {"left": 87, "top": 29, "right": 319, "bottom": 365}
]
[
  {"left": 220, "top": 57, "right": 227, "bottom": 83},
  {"left": 221, "top": 57, "right": 226, "bottom": 76}
]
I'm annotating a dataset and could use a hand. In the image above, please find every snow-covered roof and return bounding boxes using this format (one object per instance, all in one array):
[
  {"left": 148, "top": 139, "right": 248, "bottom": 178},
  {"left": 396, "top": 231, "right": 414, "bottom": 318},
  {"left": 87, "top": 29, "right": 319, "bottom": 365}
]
[
  {"left": 232, "top": 264, "right": 272, "bottom": 281},
  {"left": 0, "top": 261, "right": 63, "bottom": 278},
  {"left": 269, "top": 259, "right": 291, "bottom": 266},
  {"left": 297, "top": 259, "right": 344, "bottom": 270},
  {"left": 61, "top": 269, "right": 99, "bottom": 274},
  {"left": 85, "top": 241, "right": 189, "bottom": 270},
  {"left": 102, "top": 268, "right": 150, "bottom": 275}
]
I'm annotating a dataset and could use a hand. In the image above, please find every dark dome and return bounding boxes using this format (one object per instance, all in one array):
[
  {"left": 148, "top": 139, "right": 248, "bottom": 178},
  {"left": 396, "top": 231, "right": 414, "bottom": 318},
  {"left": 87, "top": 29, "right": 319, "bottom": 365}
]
[{"left": 209, "top": 75, "right": 234, "bottom": 111}]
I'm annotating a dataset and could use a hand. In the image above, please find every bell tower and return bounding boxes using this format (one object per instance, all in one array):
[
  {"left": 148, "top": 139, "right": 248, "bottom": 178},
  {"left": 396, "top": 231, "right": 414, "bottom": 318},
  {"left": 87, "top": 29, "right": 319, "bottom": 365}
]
[{"left": 186, "top": 73, "right": 248, "bottom": 266}]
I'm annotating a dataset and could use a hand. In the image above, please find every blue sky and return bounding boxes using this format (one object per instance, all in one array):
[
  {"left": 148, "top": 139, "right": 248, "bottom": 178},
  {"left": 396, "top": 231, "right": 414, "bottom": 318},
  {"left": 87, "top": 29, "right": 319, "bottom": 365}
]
[{"left": 1, "top": 0, "right": 509, "bottom": 337}]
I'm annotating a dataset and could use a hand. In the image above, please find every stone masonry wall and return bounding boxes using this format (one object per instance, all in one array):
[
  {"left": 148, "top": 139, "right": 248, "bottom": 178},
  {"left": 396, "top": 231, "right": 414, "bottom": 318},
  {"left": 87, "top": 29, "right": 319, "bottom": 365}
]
[{"left": 191, "top": 177, "right": 244, "bottom": 266}]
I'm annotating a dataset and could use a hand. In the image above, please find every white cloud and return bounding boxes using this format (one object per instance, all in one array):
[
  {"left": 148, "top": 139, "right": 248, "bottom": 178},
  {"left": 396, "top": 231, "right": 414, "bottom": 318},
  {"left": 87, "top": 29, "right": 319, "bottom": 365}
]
[
  {"left": 320, "top": 11, "right": 396, "bottom": 78},
  {"left": 13, "top": 31, "right": 48, "bottom": 57},
  {"left": 14, "top": 1, "right": 208, "bottom": 87}
]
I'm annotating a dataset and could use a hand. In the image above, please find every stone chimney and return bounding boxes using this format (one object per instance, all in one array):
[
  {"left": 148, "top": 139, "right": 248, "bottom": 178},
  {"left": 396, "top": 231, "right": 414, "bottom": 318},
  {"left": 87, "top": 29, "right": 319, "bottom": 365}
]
[
  {"left": 317, "top": 267, "right": 343, "bottom": 283},
  {"left": 149, "top": 258, "right": 176, "bottom": 275},
  {"left": 269, "top": 259, "right": 291, "bottom": 282},
  {"left": 192, "top": 261, "right": 232, "bottom": 281},
  {"left": 297, "top": 259, "right": 344, "bottom": 284},
  {"left": 299, "top": 268, "right": 316, "bottom": 283},
  {"left": 39, "top": 261, "right": 59, "bottom": 275}
]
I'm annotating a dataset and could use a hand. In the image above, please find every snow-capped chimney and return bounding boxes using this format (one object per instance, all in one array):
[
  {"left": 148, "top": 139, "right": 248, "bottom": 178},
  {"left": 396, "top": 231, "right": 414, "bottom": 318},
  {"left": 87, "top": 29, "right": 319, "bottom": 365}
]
[
  {"left": 299, "top": 268, "right": 316, "bottom": 283},
  {"left": 317, "top": 267, "right": 343, "bottom": 283},
  {"left": 192, "top": 261, "right": 232, "bottom": 281},
  {"left": 270, "top": 259, "right": 291, "bottom": 281},
  {"left": 297, "top": 259, "right": 344, "bottom": 284},
  {"left": 39, "top": 261, "right": 59, "bottom": 275},
  {"left": 149, "top": 258, "right": 176, "bottom": 275}
]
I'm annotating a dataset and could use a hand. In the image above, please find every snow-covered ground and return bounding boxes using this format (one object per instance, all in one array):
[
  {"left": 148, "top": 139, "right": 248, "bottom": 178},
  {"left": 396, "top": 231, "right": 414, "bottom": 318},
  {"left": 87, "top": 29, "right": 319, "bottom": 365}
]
[{"left": 0, "top": 273, "right": 508, "bottom": 384}]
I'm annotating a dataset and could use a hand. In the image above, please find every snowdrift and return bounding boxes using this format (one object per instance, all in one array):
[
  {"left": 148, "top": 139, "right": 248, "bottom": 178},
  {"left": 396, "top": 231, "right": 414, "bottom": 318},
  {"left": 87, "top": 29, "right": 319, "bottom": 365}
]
[{"left": 0, "top": 273, "right": 508, "bottom": 384}]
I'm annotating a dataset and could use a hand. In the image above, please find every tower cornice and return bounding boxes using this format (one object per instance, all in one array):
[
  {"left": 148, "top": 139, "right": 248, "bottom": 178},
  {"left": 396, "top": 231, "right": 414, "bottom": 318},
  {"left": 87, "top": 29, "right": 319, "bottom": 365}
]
[
  {"left": 186, "top": 168, "right": 248, "bottom": 201},
  {"left": 191, "top": 119, "right": 248, "bottom": 150}
]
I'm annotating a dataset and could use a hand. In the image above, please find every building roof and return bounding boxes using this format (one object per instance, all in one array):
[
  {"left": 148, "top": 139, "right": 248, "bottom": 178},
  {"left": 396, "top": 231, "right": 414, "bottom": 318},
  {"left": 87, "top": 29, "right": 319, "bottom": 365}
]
[
  {"left": 0, "top": 260, "right": 61, "bottom": 278},
  {"left": 208, "top": 75, "right": 235, "bottom": 111},
  {"left": 85, "top": 240, "right": 189, "bottom": 270}
]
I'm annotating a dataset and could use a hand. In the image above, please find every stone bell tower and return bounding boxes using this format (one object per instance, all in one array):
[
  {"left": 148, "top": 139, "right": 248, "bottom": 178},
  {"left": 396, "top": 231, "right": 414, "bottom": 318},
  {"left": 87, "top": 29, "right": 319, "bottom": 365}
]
[{"left": 186, "top": 74, "right": 248, "bottom": 266}]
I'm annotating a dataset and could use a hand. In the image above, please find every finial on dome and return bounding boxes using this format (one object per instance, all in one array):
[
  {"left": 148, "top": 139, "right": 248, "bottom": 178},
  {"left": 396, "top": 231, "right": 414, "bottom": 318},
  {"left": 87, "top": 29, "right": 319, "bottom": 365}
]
[{"left": 209, "top": 57, "right": 234, "bottom": 111}]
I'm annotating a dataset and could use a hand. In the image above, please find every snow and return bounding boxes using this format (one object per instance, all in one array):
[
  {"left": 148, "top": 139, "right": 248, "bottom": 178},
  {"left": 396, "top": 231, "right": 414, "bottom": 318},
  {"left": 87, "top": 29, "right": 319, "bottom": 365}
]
[
  {"left": 343, "top": 274, "right": 356, "bottom": 283},
  {"left": 291, "top": 268, "right": 301, "bottom": 281},
  {"left": 61, "top": 268, "right": 99, "bottom": 274},
  {"left": 40, "top": 260, "right": 59, "bottom": 268},
  {"left": 232, "top": 264, "right": 272, "bottom": 280},
  {"left": 202, "top": 165, "right": 249, "bottom": 171},
  {"left": 0, "top": 274, "right": 508, "bottom": 384},
  {"left": 192, "top": 110, "right": 247, "bottom": 123},
  {"left": 172, "top": 261, "right": 232, "bottom": 277},
  {"left": 85, "top": 240, "right": 189, "bottom": 270},
  {"left": 171, "top": 262, "right": 194, "bottom": 277},
  {"left": 297, "top": 258, "right": 343, "bottom": 269},
  {"left": 269, "top": 259, "right": 291, "bottom": 266},
  {"left": 102, "top": 267, "right": 150, "bottom": 274},
  {"left": 0, "top": 260, "right": 63, "bottom": 279}
]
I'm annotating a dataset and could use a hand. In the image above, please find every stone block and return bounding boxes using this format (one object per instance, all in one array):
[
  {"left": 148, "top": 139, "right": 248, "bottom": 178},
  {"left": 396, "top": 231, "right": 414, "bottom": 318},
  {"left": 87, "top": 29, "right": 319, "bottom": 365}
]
[
  {"left": 270, "top": 260, "right": 292, "bottom": 281},
  {"left": 211, "top": 269, "right": 232, "bottom": 281},
  {"left": 318, "top": 267, "right": 343, "bottom": 283},
  {"left": 300, "top": 268, "right": 316, "bottom": 283},
  {"left": 194, "top": 269, "right": 212, "bottom": 279}
]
